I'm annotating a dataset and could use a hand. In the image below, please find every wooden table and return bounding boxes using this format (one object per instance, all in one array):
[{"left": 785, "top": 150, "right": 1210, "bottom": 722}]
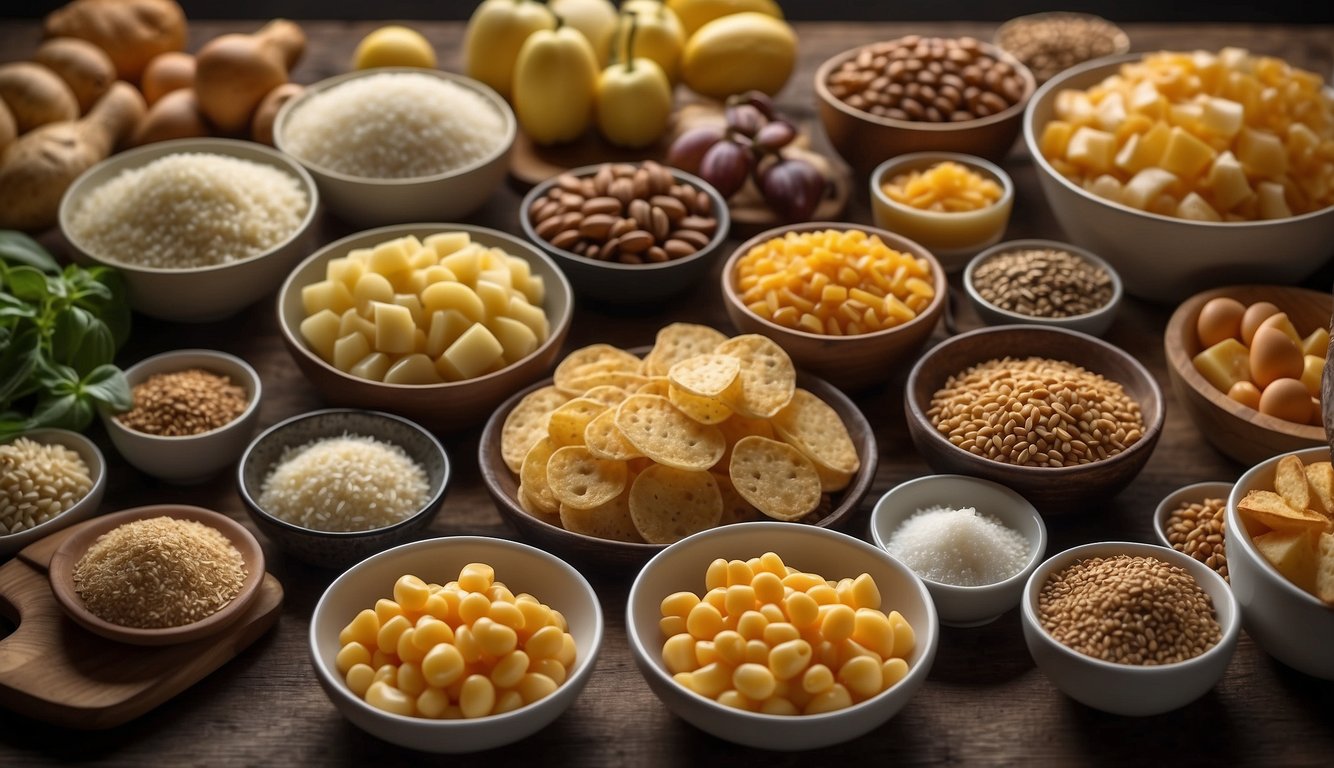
[{"left": 2, "top": 19, "right": 1333, "bottom": 766}]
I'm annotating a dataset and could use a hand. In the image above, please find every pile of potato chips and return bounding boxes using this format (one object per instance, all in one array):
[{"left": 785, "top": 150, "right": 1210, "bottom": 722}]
[
  {"left": 499, "top": 324, "right": 861, "bottom": 545},
  {"left": 1236, "top": 453, "right": 1334, "bottom": 604}
]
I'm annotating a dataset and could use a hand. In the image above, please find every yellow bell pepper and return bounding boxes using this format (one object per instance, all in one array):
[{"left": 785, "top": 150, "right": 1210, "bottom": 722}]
[
  {"left": 513, "top": 19, "right": 600, "bottom": 145},
  {"left": 464, "top": 0, "right": 556, "bottom": 101},
  {"left": 596, "top": 15, "right": 673, "bottom": 148}
]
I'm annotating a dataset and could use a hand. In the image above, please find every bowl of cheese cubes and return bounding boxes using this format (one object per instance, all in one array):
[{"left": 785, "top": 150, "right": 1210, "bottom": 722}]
[
  {"left": 277, "top": 224, "right": 573, "bottom": 432},
  {"left": 1024, "top": 50, "right": 1334, "bottom": 303}
]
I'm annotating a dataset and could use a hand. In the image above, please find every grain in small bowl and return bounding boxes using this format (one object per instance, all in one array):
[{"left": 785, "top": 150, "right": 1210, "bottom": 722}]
[
  {"left": 905, "top": 325, "right": 1164, "bottom": 512},
  {"left": 274, "top": 67, "right": 515, "bottom": 227},
  {"left": 237, "top": 408, "right": 450, "bottom": 570},
  {"left": 58, "top": 137, "right": 318, "bottom": 323},
  {"left": 100, "top": 349, "right": 261, "bottom": 485},
  {"left": 309, "top": 536, "right": 603, "bottom": 752},
  {"left": 519, "top": 161, "right": 729, "bottom": 305},
  {"left": 870, "top": 152, "right": 1014, "bottom": 272},
  {"left": 994, "top": 11, "right": 1129, "bottom": 85},
  {"left": 964, "top": 239, "right": 1122, "bottom": 336},
  {"left": 626, "top": 522, "right": 938, "bottom": 750},
  {"left": 1020, "top": 541, "right": 1239, "bottom": 715},
  {"left": 0, "top": 428, "right": 106, "bottom": 559},
  {"left": 1153, "top": 481, "right": 1233, "bottom": 584},
  {"left": 870, "top": 474, "right": 1046, "bottom": 627},
  {"left": 721, "top": 222, "right": 947, "bottom": 392}
]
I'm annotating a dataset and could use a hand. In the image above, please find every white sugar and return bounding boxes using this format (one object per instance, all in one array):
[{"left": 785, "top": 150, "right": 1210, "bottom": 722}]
[{"left": 884, "top": 505, "right": 1030, "bottom": 586}]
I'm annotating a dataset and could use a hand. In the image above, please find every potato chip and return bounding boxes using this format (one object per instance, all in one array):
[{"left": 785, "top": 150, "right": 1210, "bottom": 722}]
[
  {"left": 559, "top": 492, "right": 644, "bottom": 543},
  {"left": 615, "top": 393, "right": 725, "bottom": 471},
  {"left": 519, "top": 438, "right": 559, "bottom": 515},
  {"left": 584, "top": 408, "right": 643, "bottom": 461},
  {"left": 717, "top": 413, "right": 776, "bottom": 468},
  {"left": 1238, "top": 490, "right": 1329, "bottom": 531},
  {"left": 628, "top": 465, "right": 722, "bottom": 544},
  {"left": 517, "top": 483, "right": 558, "bottom": 519},
  {"left": 1274, "top": 454, "right": 1312, "bottom": 514},
  {"left": 636, "top": 377, "right": 672, "bottom": 397},
  {"left": 563, "top": 369, "right": 649, "bottom": 394},
  {"left": 581, "top": 385, "right": 628, "bottom": 407},
  {"left": 546, "top": 397, "right": 608, "bottom": 446},
  {"left": 669, "top": 354, "right": 741, "bottom": 398},
  {"left": 1254, "top": 528, "right": 1319, "bottom": 592},
  {"left": 500, "top": 385, "right": 569, "bottom": 473},
  {"left": 1317, "top": 532, "right": 1334, "bottom": 605},
  {"left": 643, "top": 323, "right": 729, "bottom": 375},
  {"left": 1304, "top": 461, "right": 1334, "bottom": 518},
  {"left": 554, "top": 344, "right": 643, "bottom": 393},
  {"left": 546, "top": 445, "right": 627, "bottom": 510},
  {"left": 771, "top": 388, "right": 861, "bottom": 475},
  {"left": 728, "top": 435, "right": 822, "bottom": 521},
  {"left": 715, "top": 334, "right": 796, "bottom": 418},
  {"left": 714, "top": 472, "right": 763, "bottom": 525},
  {"left": 813, "top": 461, "right": 853, "bottom": 493},
  {"left": 668, "top": 384, "right": 733, "bottom": 425}
]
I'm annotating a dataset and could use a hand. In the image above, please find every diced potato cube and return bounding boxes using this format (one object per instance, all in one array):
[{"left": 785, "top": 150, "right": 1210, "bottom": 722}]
[
  {"left": 1115, "top": 121, "right": 1171, "bottom": 174},
  {"left": 384, "top": 353, "right": 443, "bottom": 385},
  {"left": 353, "top": 272, "right": 395, "bottom": 314},
  {"left": 369, "top": 238, "right": 413, "bottom": 276},
  {"left": 393, "top": 293, "right": 424, "bottom": 328},
  {"left": 350, "top": 352, "right": 393, "bottom": 382},
  {"left": 476, "top": 247, "right": 501, "bottom": 271},
  {"left": 1040, "top": 120, "right": 1074, "bottom": 159},
  {"left": 1160, "top": 126, "right": 1218, "bottom": 178},
  {"left": 1201, "top": 97, "right": 1244, "bottom": 139},
  {"left": 506, "top": 255, "right": 533, "bottom": 287},
  {"left": 516, "top": 273, "right": 545, "bottom": 305},
  {"left": 346, "top": 247, "right": 372, "bottom": 264},
  {"left": 407, "top": 265, "right": 459, "bottom": 295},
  {"left": 441, "top": 243, "right": 484, "bottom": 286},
  {"left": 1094, "top": 91, "right": 1127, "bottom": 131},
  {"left": 300, "top": 309, "right": 340, "bottom": 363},
  {"left": 1122, "top": 167, "right": 1180, "bottom": 210},
  {"left": 1301, "top": 327, "right": 1329, "bottom": 358},
  {"left": 426, "top": 231, "right": 471, "bottom": 259},
  {"left": 1127, "top": 79, "right": 1165, "bottom": 118},
  {"left": 1236, "top": 128, "right": 1288, "bottom": 179},
  {"left": 326, "top": 257, "right": 365, "bottom": 289},
  {"left": 478, "top": 267, "right": 512, "bottom": 290},
  {"left": 1066, "top": 126, "right": 1118, "bottom": 173},
  {"left": 507, "top": 296, "right": 549, "bottom": 341},
  {"left": 1086, "top": 174, "right": 1124, "bottom": 202},
  {"left": 491, "top": 316, "right": 539, "bottom": 363},
  {"left": 425, "top": 310, "right": 472, "bottom": 359},
  {"left": 408, "top": 248, "right": 438, "bottom": 270},
  {"left": 1176, "top": 192, "right": 1221, "bottom": 221},
  {"left": 443, "top": 324, "right": 504, "bottom": 380},
  {"left": 1192, "top": 338, "right": 1251, "bottom": 393},
  {"left": 1167, "top": 102, "right": 1205, "bottom": 133},
  {"left": 1287, "top": 123, "right": 1321, "bottom": 170},
  {"left": 1256, "top": 181, "right": 1292, "bottom": 219},
  {"left": 339, "top": 307, "right": 376, "bottom": 339},
  {"left": 333, "top": 332, "right": 371, "bottom": 372},
  {"left": 475, "top": 279, "right": 510, "bottom": 320},
  {"left": 1253, "top": 529, "right": 1318, "bottom": 593},
  {"left": 420, "top": 280, "right": 485, "bottom": 321},
  {"left": 1054, "top": 89, "right": 1095, "bottom": 122},
  {"left": 412, "top": 327, "right": 428, "bottom": 354},
  {"left": 373, "top": 302, "right": 417, "bottom": 354},
  {"left": 434, "top": 354, "right": 464, "bottom": 383},
  {"left": 1205, "top": 151, "right": 1254, "bottom": 211},
  {"left": 1300, "top": 354, "right": 1324, "bottom": 396},
  {"left": 302, "top": 279, "right": 354, "bottom": 317}
]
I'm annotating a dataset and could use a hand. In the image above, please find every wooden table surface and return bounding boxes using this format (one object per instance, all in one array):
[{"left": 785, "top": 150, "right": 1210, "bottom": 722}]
[{"left": 2, "top": 18, "right": 1333, "bottom": 767}]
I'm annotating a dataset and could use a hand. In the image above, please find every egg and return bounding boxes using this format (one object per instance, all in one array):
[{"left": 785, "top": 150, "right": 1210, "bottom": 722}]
[
  {"left": 1196, "top": 297, "right": 1245, "bottom": 348},
  {"left": 1240, "top": 301, "right": 1280, "bottom": 346},
  {"left": 1226, "top": 380, "right": 1262, "bottom": 410},
  {"left": 1250, "top": 326, "right": 1305, "bottom": 389},
  {"left": 1258, "top": 377, "right": 1313, "bottom": 423}
]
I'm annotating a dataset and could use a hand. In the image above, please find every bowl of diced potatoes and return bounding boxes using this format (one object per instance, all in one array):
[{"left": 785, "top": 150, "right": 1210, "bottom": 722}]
[
  {"left": 1024, "top": 50, "right": 1334, "bottom": 304},
  {"left": 277, "top": 224, "right": 573, "bottom": 432}
]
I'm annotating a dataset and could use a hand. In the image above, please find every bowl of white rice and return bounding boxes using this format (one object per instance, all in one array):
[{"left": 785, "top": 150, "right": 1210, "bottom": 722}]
[
  {"left": 237, "top": 408, "right": 450, "bottom": 569},
  {"left": 58, "top": 137, "right": 318, "bottom": 323},
  {"left": 274, "top": 68, "right": 516, "bottom": 227}
]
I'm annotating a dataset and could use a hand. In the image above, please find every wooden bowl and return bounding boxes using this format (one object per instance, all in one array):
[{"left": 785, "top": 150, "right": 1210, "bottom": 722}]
[
  {"left": 905, "top": 326, "right": 1165, "bottom": 512},
  {"left": 48, "top": 505, "right": 266, "bottom": 646},
  {"left": 478, "top": 361, "right": 879, "bottom": 571},
  {"left": 1164, "top": 285, "right": 1331, "bottom": 466},
  {"left": 720, "top": 222, "right": 947, "bottom": 393}
]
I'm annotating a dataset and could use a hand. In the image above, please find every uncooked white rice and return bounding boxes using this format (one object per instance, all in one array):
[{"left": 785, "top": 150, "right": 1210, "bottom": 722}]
[
  {"left": 0, "top": 437, "right": 93, "bottom": 535},
  {"left": 281, "top": 72, "right": 506, "bottom": 178},
  {"left": 258, "top": 433, "right": 430, "bottom": 532},
  {"left": 67, "top": 152, "right": 309, "bottom": 269}
]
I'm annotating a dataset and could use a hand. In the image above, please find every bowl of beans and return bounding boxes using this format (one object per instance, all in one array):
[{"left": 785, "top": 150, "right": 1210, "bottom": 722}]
[
  {"left": 274, "top": 67, "right": 516, "bottom": 227},
  {"left": 519, "top": 160, "right": 730, "bottom": 305},
  {"left": 904, "top": 325, "right": 1165, "bottom": 512},
  {"left": 1153, "top": 481, "right": 1233, "bottom": 583},
  {"left": 0, "top": 429, "right": 106, "bottom": 558},
  {"left": 99, "top": 349, "right": 262, "bottom": 485},
  {"left": 963, "top": 239, "right": 1122, "bottom": 336},
  {"left": 870, "top": 152, "right": 1015, "bottom": 271},
  {"left": 720, "top": 222, "right": 947, "bottom": 392},
  {"left": 626, "top": 522, "right": 938, "bottom": 750},
  {"left": 309, "top": 536, "right": 603, "bottom": 752},
  {"left": 237, "top": 408, "right": 450, "bottom": 570},
  {"left": 815, "top": 35, "right": 1036, "bottom": 178},
  {"left": 59, "top": 137, "right": 318, "bottom": 323},
  {"left": 1020, "top": 541, "right": 1239, "bottom": 715},
  {"left": 1025, "top": 51, "right": 1334, "bottom": 303}
]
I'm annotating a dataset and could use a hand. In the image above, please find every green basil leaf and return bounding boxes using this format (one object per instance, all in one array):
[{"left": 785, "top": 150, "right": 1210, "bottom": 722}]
[
  {"left": 30, "top": 391, "right": 91, "bottom": 432},
  {"left": 0, "top": 292, "right": 36, "bottom": 320},
  {"left": 0, "top": 231, "right": 59, "bottom": 274},
  {"left": 86, "top": 267, "right": 130, "bottom": 349},
  {"left": 5, "top": 266, "right": 49, "bottom": 302},
  {"left": 36, "top": 360, "right": 80, "bottom": 395},
  {"left": 0, "top": 327, "right": 39, "bottom": 404},
  {"left": 81, "top": 364, "right": 131, "bottom": 412},
  {"left": 0, "top": 418, "right": 29, "bottom": 441},
  {"left": 50, "top": 305, "right": 92, "bottom": 364}
]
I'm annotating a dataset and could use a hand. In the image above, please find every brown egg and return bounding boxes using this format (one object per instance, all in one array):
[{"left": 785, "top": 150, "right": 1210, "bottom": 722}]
[
  {"left": 1196, "top": 296, "right": 1245, "bottom": 348},
  {"left": 1227, "top": 380, "right": 1262, "bottom": 410},
  {"left": 1240, "top": 301, "right": 1281, "bottom": 346},
  {"left": 1250, "top": 325, "right": 1304, "bottom": 389},
  {"left": 1258, "top": 377, "right": 1312, "bottom": 423}
]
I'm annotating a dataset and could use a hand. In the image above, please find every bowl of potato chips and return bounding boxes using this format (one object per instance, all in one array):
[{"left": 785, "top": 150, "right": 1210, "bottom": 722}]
[
  {"left": 478, "top": 323, "right": 878, "bottom": 568},
  {"left": 1226, "top": 447, "right": 1334, "bottom": 679}
]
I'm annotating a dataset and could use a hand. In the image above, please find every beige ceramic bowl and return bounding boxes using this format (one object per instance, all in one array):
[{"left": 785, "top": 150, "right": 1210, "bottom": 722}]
[
  {"left": 1227, "top": 447, "right": 1334, "bottom": 679},
  {"left": 100, "top": 349, "right": 262, "bottom": 485},
  {"left": 277, "top": 224, "right": 573, "bottom": 433},
  {"left": 626, "top": 522, "right": 938, "bottom": 750},
  {"left": 721, "top": 222, "right": 947, "bottom": 392},
  {"left": 59, "top": 138, "right": 318, "bottom": 323},
  {"left": 309, "top": 536, "right": 603, "bottom": 752},
  {"left": 1152, "top": 481, "right": 1234, "bottom": 551},
  {"left": 870, "top": 152, "right": 1014, "bottom": 272},
  {"left": 274, "top": 67, "right": 515, "bottom": 227},
  {"left": 1020, "top": 541, "right": 1239, "bottom": 715},
  {"left": 0, "top": 429, "right": 106, "bottom": 558},
  {"left": 1024, "top": 55, "right": 1334, "bottom": 303}
]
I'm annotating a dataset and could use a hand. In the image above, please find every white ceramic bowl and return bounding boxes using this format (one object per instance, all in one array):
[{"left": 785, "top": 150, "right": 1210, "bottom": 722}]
[
  {"left": 1227, "top": 446, "right": 1334, "bottom": 679},
  {"left": 1024, "top": 54, "right": 1334, "bottom": 303},
  {"left": 1021, "top": 541, "right": 1240, "bottom": 715},
  {"left": 59, "top": 137, "right": 319, "bottom": 322},
  {"left": 963, "top": 239, "right": 1123, "bottom": 337},
  {"left": 100, "top": 349, "right": 261, "bottom": 485},
  {"left": 309, "top": 536, "right": 603, "bottom": 752},
  {"left": 869, "top": 474, "right": 1047, "bottom": 627},
  {"left": 274, "top": 68, "right": 516, "bottom": 227},
  {"left": 627, "top": 522, "right": 938, "bottom": 750},
  {"left": 0, "top": 429, "right": 106, "bottom": 558},
  {"left": 1152, "top": 480, "right": 1233, "bottom": 551}
]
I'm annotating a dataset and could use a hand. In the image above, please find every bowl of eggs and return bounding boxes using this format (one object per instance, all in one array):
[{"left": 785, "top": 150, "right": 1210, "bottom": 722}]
[{"left": 1164, "top": 285, "right": 1330, "bottom": 467}]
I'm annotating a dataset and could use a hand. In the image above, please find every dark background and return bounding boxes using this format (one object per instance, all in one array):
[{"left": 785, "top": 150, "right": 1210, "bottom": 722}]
[{"left": 3, "top": 0, "right": 1332, "bottom": 22}]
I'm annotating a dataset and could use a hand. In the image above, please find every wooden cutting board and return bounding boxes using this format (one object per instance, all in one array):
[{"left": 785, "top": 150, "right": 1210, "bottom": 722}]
[{"left": 0, "top": 519, "right": 283, "bottom": 729}]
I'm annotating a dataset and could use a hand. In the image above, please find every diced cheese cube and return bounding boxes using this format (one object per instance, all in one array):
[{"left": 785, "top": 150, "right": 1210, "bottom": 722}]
[
  {"left": 1300, "top": 355, "right": 1324, "bottom": 396},
  {"left": 369, "top": 238, "right": 413, "bottom": 276},
  {"left": 352, "top": 271, "right": 394, "bottom": 314},
  {"left": 1302, "top": 327, "right": 1330, "bottom": 358},
  {"left": 1039, "top": 120, "right": 1075, "bottom": 159},
  {"left": 426, "top": 310, "right": 472, "bottom": 359},
  {"left": 443, "top": 324, "right": 504, "bottom": 380},
  {"left": 1205, "top": 152, "right": 1254, "bottom": 211},
  {"left": 1121, "top": 168, "right": 1180, "bottom": 210},
  {"left": 1167, "top": 102, "right": 1205, "bottom": 133},
  {"left": 350, "top": 352, "right": 392, "bottom": 382},
  {"left": 1256, "top": 181, "right": 1292, "bottom": 219},
  {"left": 300, "top": 309, "right": 341, "bottom": 363},
  {"left": 384, "top": 353, "right": 442, "bottom": 385},
  {"left": 1066, "top": 126, "right": 1117, "bottom": 174},
  {"left": 333, "top": 332, "right": 371, "bottom": 372},
  {"left": 1086, "top": 174, "right": 1124, "bottom": 202},
  {"left": 420, "top": 280, "right": 485, "bottom": 321},
  {"left": 302, "top": 279, "right": 354, "bottom": 317},
  {"left": 1094, "top": 91, "right": 1127, "bottom": 131},
  {"left": 1054, "top": 89, "right": 1096, "bottom": 122},
  {"left": 1287, "top": 123, "right": 1321, "bottom": 170},
  {"left": 441, "top": 243, "right": 484, "bottom": 286},
  {"left": 1201, "top": 97, "right": 1244, "bottom": 139},
  {"left": 425, "top": 231, "right": 471, "bottom": 259},
  {"left": 1192, "top": 338, "right": 1252, "bottom": 393},
  {"left": 1160, "top": 126, "right": 1218, "bottom": 178},
  {"left": 491, "top": 316, "right": 539, "bottom": 364},
  {"left": 1116, "top": 121, "right": 1171, "bottom": 174},
  {"left": 1113, "top": 113, "right": 1155, "bottom": 144},
  {"left": 1128, "top": 79, "right": 1165, "bottom": 118},
  {"left": 373, "top": 302, "right": 417, "bottom": 354},
  {"left": 1236, "top": 128, "right": 1288, "bottom": 179},
  {"left": 1176, "top": 192, "right": 1222, "bottom": 221}
]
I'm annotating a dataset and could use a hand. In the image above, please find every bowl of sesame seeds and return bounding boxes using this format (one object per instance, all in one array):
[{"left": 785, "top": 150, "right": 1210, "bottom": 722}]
[
  {"left": 100, "top": 349, "right": 262, "bottom": 485},
  {"left": 963, "top": 239, "right": 1122, "bottom": 337}
]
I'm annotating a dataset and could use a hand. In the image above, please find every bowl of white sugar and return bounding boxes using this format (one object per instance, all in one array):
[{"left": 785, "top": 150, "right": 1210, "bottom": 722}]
[
  {"left": 870, "top": 474, "right": 1047, "bottom": 627},
  {"left": 274, "top": 68, "right": 516, "bottom": 227}
]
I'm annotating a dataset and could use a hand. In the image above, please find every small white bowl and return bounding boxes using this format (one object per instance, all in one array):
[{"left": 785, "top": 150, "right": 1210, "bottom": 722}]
[
  {"left": 627, "top": 522, "right": 938, "bottom": 750},
  {"left": 100, "top": 349, "right": 261, "bottom": 485},
  {"left": 1152, "top": 481, "right": 1233, "bottom": 550},
  {"left": 1227, "top": 446, "right": 1334, "bottom": 679},
  {"left": 963, "top": 239, "right": 1123, "bottom": 337},
  {"left": 869, "top": 474, "right": 1047, "bottom": 627},
  {"left": 1021, "top": 541, "right": 1240, "bottom": 715},
  {"left": 309, "top": 536, "right": 603, "bottom": 752},
  {"left": 0, "top": 429, "right": 106, "bottom": 558}
]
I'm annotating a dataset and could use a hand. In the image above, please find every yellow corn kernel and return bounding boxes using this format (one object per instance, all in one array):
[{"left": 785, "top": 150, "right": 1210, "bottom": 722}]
[
  {"left": 687, "top": 601, "right": 725, "bottom": 640},
  {"left": 340, "top": 609, "right": 380, "bottom": 648},
  {"left": 762, "top": 622, "right": 801, "bottom": 647},
  {"left": 736, "top": 610, "right": 769, "bottom": 641},
  {"left": 491, "top": 650, "right": 530, "bottom": 690},
  {"left": 819, "top": 604, "right": 856, "bottom": 643},
  {"left": 416, "top": 687, "right": 450, "bottom": 719},
  {"left": 745, "top": 639, "right": 770, "bottom": 665},
  {"left": 526, "top": 625, "right": 564, "bottom": 660},
  {"left": 688, "top": 663, "right": 732, "bottom": 698},
  {"left": 767, "top": 638, "right": 813, "bottom": 681},
  {"left": 660, "top": 615, "right": 687, "bottom": 638},
  {"left": 533, "top": 657, "right": 567, "bottom": 686},
  {"left": 345, "top": 663, "right": 375, "bottom": 697},
  {"left": 663, "top": 632, "right": 698, "bottom": 674},
  {"left": 421, "top": 642, "right": 465, "bottom": 688},
  {"left": 336, "top": 641, "right": 371, "bottom": 675},
  {"left": 804, "top": 682, "right": 853, "bottom": 714},
  {"left": 396, "top": 662, "right": 427, "bottom": 697},
  {"left": 661, "top": 591, "right": 701, "bottom": 619},
  {"left": 713, "top": 630, "right": 747, "bottom": 667},
  {"left": 705, "top": 558, "right": 729, "bottom": 591},
  {"left": 396, "top": 629, "right": 427, "bottom": 664},
  {"left": 889, "top": 611, "right": 916, "bottom": 659},
  {"left": 374, "top": 598, "right": 403, "bottom": 625},
  {"left": 882, "top": 657, "right": 910, "bottom": 689},
  {"left": 694, "top": 640, "right": 718, "bottom": 667},
  {"left": 733, "top": 663, "right": 777, "bottom": 701},
  {"left": 459, "top": 674, "right": 496, "bottom": 718},
  {"left": 475, "top": 617, "right": 518, "bottom": 657},
  {"left": 516, "top": 600, "right": 554, "bottom": 632},
  {"left": 750, "top": 571, "right": 785, "bottom": 606},
  {"left": 366, "top": 681, "right": 415, "bottom": 717},
  {"left": 377, "top": 614, "right": 412, "bottom": 655},
  {"left": 838, "top": 654, "right": 884, "bottom": 701},
  {"left": 760, "top": 697, "right": 799, "bottom": 715},
  {"left": 488, "top": 600, "right": 525, "bottom": 630},
  {"left": 557, "top": 632, "right": 577, "bottom": 667},
  {"left": 413, "top": 616, "right": 454, "bottom": 650}
]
